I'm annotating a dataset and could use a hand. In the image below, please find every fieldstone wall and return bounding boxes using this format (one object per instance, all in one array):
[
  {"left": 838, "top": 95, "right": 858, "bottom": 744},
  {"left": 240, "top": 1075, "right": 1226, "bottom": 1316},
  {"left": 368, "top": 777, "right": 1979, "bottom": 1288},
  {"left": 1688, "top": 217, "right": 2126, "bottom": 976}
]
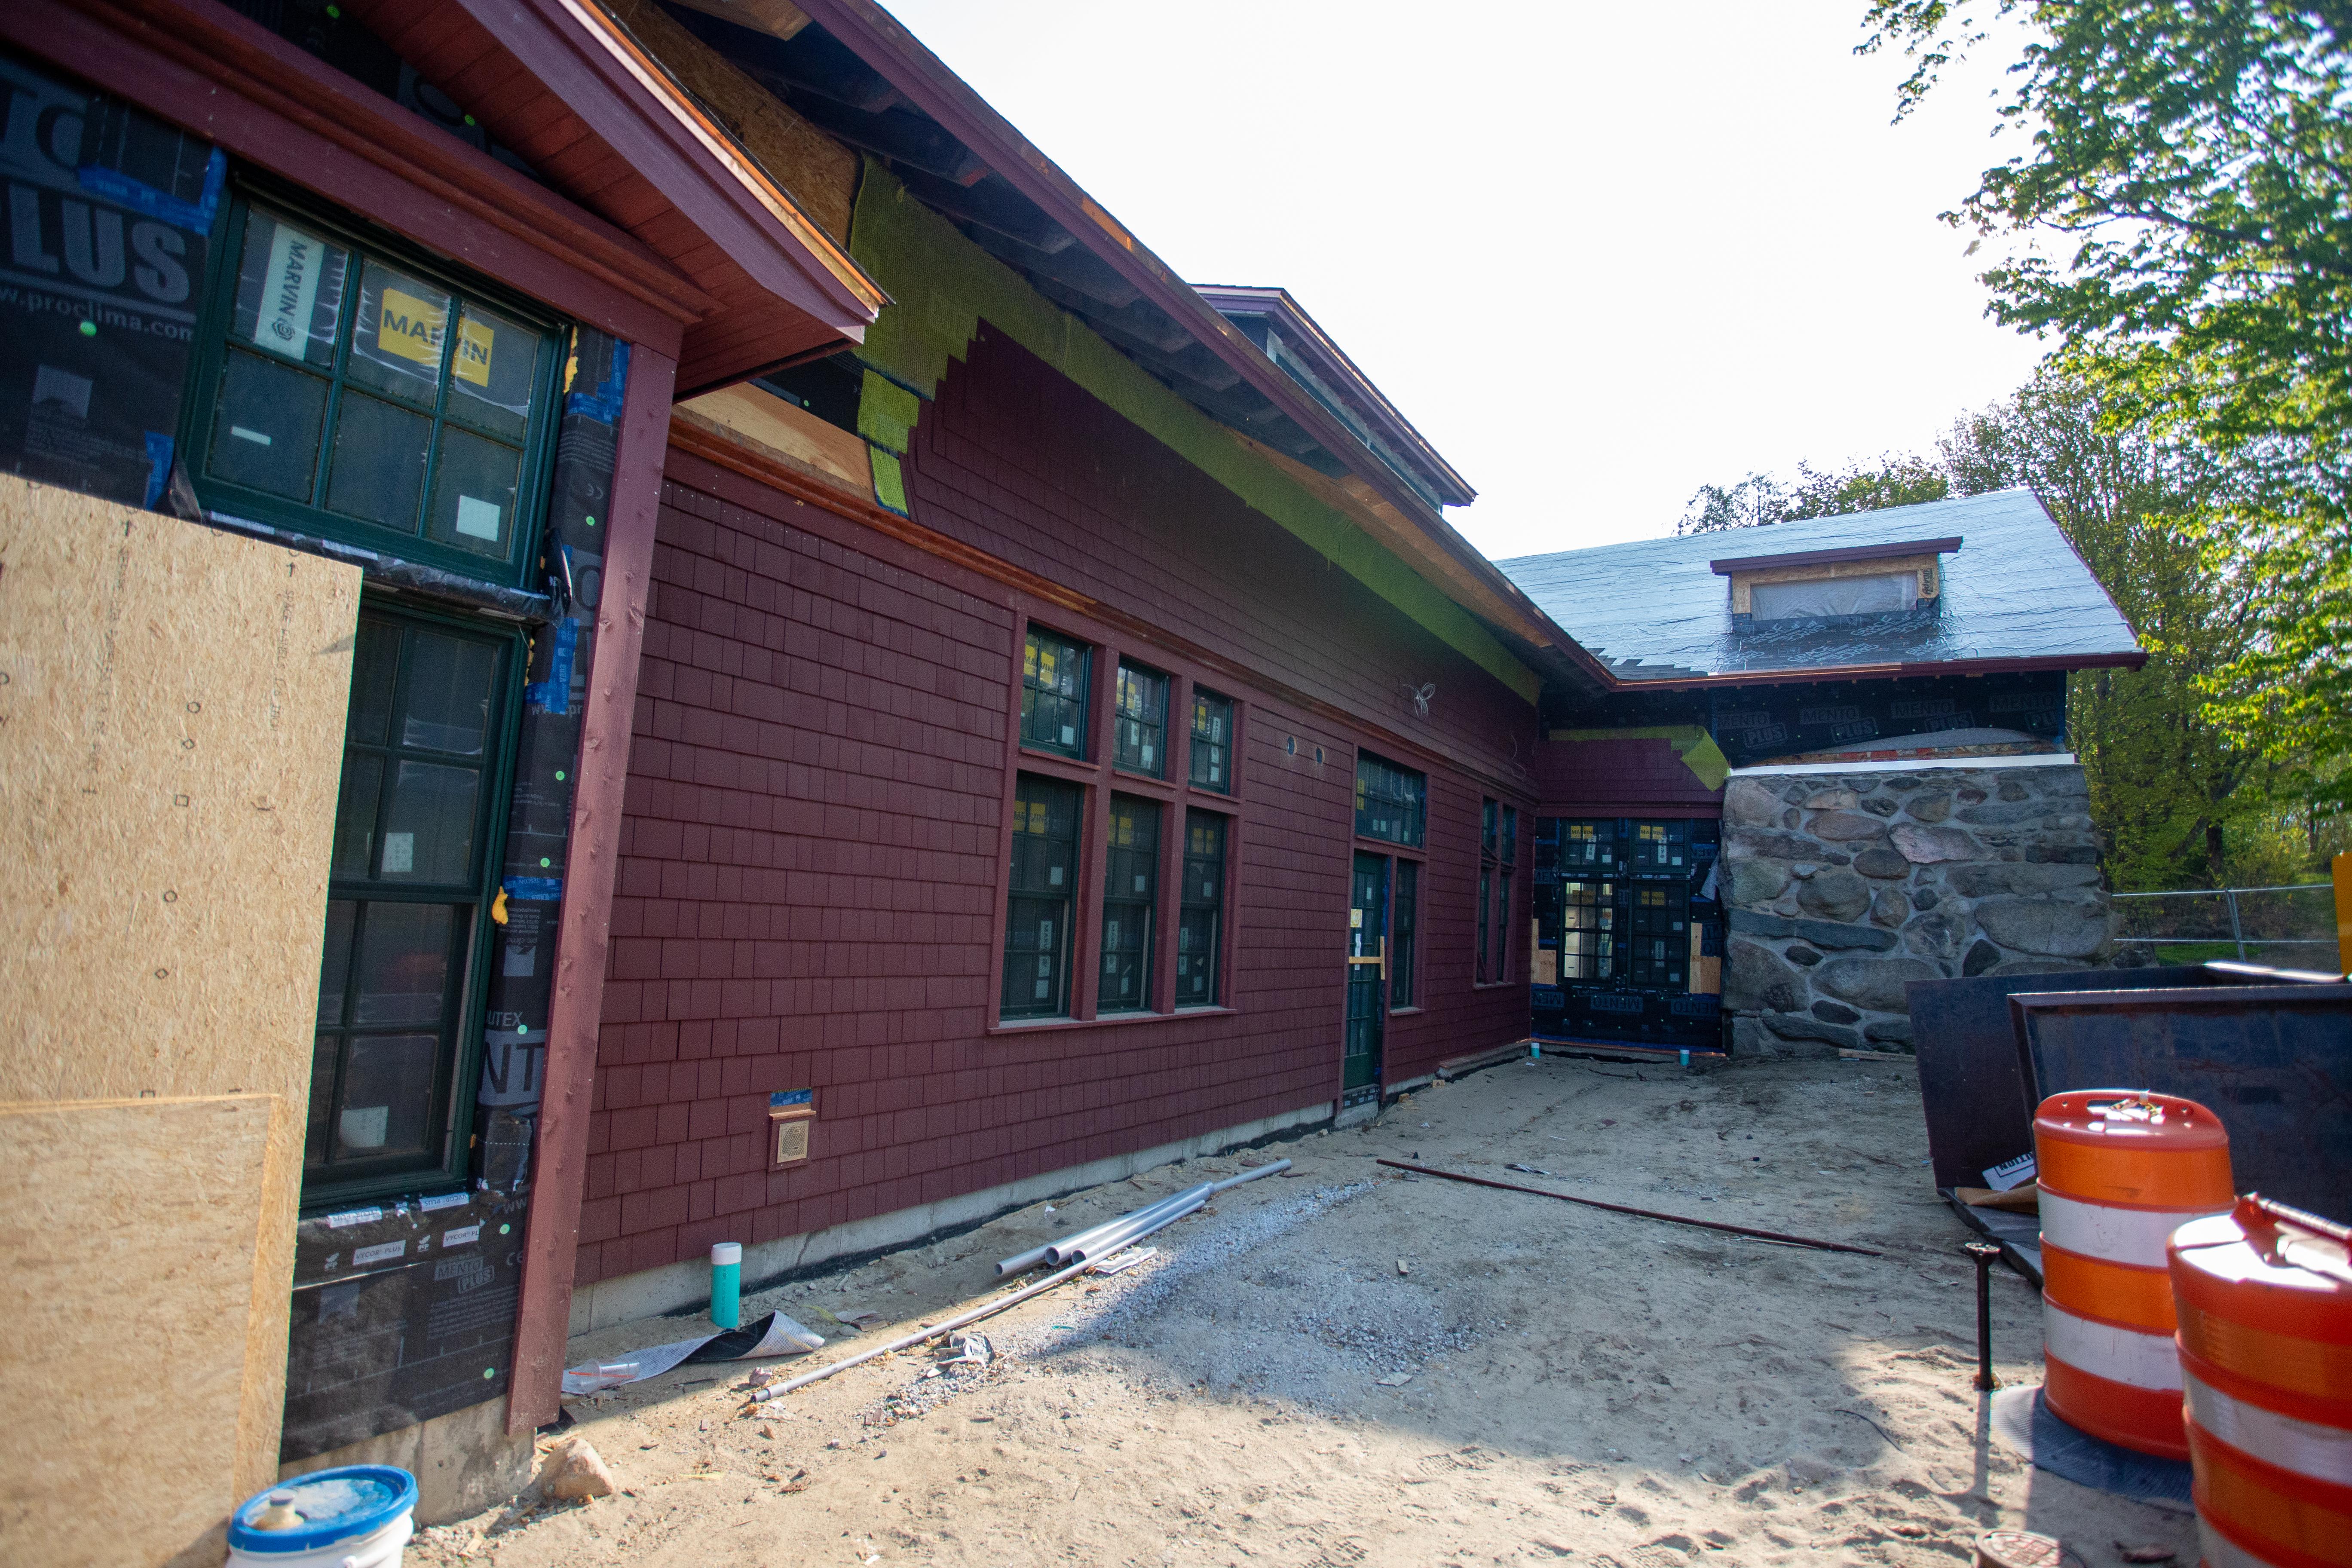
[{"left": 1720, "top": 761, "right": 2114, "bottom": 1056}]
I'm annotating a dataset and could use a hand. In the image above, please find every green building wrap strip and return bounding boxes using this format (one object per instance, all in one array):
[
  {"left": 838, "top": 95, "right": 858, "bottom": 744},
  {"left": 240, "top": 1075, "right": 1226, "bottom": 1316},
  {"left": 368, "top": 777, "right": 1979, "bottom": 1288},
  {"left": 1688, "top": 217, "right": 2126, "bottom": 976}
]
[{"left": 842, "top": 159, "right": 1538, "bottom": 703}]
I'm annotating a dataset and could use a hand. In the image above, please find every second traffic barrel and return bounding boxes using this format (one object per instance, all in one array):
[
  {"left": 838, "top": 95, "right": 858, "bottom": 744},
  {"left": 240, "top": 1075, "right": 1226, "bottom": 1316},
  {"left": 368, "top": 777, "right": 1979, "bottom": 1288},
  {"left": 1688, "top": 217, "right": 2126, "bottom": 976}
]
[
  {"left": 2171, "top": 1196, "right": 2352, "bottom": 1568},
  {"left": 2034, "top": 1089, "right": 2234, "bottom": 1459}
]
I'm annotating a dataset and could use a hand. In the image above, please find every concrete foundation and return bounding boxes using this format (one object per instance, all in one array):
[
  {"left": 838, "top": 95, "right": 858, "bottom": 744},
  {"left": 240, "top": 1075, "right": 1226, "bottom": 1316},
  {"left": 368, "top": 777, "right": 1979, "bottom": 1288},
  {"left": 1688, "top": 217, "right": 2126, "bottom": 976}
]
[
  {"left": 567, "top": 1098, "right": 1335, "bottom": 1335},
  {"left": 278, "top": 1396, "right": 534, "bottom": 1525}
]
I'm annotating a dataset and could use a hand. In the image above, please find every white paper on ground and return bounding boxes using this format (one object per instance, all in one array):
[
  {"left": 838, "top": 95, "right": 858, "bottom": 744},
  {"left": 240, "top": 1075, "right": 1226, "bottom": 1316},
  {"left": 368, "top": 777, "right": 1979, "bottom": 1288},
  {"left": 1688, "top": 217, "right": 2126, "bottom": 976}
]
[
  {"left": 560, "top": 1310, "right": 825, "bottom": 1395},
  {"left": 1983, "top": 1151, "right": 2037, "bottom": 1192}
]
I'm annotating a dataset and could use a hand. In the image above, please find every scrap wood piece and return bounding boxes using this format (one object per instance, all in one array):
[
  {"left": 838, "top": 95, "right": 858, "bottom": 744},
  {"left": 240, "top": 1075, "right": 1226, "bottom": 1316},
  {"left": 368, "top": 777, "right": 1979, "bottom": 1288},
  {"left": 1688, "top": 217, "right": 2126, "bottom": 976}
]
[{"left": 1375, "top": 1159, "right": 1885, "bottom": 1257}]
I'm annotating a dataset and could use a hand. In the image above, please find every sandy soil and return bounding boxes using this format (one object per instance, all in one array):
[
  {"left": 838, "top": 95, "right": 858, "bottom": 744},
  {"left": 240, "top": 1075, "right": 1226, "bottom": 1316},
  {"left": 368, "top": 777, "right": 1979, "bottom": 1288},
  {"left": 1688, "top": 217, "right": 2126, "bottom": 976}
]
[{"left": 413, "top": 1054, "right": 2199, "bottom": 1568}]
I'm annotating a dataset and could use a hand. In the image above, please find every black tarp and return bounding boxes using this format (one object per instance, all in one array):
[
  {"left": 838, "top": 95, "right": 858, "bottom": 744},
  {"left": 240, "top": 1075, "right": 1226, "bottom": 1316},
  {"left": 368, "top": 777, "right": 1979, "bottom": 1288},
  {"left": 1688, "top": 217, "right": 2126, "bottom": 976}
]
[{"left": 0, "top": 50, "right": 223, "bottom": 506}]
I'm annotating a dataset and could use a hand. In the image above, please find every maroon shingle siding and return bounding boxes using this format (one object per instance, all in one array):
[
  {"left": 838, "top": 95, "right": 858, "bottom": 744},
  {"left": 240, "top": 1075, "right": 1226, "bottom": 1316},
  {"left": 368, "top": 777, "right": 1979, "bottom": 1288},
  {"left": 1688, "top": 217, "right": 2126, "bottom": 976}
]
[
  {"left": 1536, "top": 737, "right": 1724, "bottom": 817},
  {"left": 580, "top": 328, "right": 1533, "bottom": 1287}
]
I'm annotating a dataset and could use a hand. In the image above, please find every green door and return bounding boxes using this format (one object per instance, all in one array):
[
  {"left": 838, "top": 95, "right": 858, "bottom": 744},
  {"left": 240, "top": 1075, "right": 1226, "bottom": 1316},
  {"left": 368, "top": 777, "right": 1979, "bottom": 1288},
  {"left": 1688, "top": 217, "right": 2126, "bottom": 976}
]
[{"left": 1344, "top": 851, "right": 1388, "bottom": 1096}]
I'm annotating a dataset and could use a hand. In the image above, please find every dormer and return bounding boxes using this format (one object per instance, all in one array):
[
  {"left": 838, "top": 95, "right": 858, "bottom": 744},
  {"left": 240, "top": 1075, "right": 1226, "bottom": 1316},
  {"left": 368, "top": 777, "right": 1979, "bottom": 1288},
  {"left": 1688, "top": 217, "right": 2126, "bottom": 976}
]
[{"left": 1711, "top": 536, "right": 1962, "bottom": 633}]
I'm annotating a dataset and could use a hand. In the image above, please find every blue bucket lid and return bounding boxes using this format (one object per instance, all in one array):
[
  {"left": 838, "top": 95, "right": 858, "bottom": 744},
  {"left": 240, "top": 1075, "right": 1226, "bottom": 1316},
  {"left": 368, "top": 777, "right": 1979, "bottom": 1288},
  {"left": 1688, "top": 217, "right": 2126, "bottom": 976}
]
[{"left": 227, "top": 1466, "right": 418, "bottom": 1554}]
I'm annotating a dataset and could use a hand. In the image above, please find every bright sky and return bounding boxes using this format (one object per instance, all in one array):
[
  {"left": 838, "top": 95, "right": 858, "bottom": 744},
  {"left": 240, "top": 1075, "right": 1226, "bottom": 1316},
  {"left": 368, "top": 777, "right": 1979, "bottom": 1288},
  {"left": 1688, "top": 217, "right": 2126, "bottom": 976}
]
[{"left": 881, "top": 0, "right": 2050, "bottom": 558}]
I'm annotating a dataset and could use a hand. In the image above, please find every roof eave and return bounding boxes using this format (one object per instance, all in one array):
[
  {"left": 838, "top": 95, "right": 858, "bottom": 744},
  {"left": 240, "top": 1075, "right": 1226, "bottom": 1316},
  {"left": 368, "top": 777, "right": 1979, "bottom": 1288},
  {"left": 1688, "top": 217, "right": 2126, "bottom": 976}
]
[
  {"left": 1596, "top": 649, "right": 2149, "bottom": 693},
  {"left": 1194, "top": 285, "right": 1475, "bottom": 508},
  {"left": 519, "top": 0, "right": 888, "bottom": 333},
  {"left": 787, "top": 3, "right": 1547, "bottom": 613}
]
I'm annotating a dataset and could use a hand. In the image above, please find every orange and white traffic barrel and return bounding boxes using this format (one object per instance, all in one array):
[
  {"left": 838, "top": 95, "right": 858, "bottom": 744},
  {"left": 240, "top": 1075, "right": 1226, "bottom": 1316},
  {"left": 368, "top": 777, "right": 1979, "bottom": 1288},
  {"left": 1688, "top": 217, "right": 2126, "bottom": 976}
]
[
  {"left": 2034, "top": 1090, "right": 2234, "bottom": 1459},
  {"left": 2171, "top": 1195, "right": 2352, "bottom": 1568}
]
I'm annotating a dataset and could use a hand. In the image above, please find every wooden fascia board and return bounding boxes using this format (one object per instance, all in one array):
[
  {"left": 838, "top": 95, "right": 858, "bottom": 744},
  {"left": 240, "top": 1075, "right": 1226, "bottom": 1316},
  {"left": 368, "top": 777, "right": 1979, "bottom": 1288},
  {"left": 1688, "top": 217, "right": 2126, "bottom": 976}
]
[
  {"left": 665, "top": 418, "right": 1546, "bottom": 799},
  {"left": 1196, "top": 285, "right": 1474, "bottom": 507},
  {"left": 1708, "top": 537, "right": 1965, "bottom": 575},
  {"left": 457, "top": 0, "right": 885, "bottom": 334},
  {"left": 1595, "top": 649, "right": 2150, "bottom": 693},
  {"left": 1228, "top": 431, "right": 1616, "bottom": 698},
  {"left": 19, "top": 0, "right": 714, "bottom": 348}
]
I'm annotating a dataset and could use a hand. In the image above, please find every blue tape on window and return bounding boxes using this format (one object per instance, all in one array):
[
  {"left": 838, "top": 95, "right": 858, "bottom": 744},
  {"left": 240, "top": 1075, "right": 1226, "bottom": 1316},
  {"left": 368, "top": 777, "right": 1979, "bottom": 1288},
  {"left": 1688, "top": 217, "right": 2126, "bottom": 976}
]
[
  {"left": 143, "top": 432, "right": 174, "bottom": 511},
  {"left": 563, "top": 340, "right": 631, "bottom": 425},
  {"left": 77, "top": 148, "right": 225, "bottom": 234},
  {"left": 523, "top": 615, "right": 578, "bottom": 714},
  {"left": 502, "top": 877, "right": 563, "bottom": 901}
]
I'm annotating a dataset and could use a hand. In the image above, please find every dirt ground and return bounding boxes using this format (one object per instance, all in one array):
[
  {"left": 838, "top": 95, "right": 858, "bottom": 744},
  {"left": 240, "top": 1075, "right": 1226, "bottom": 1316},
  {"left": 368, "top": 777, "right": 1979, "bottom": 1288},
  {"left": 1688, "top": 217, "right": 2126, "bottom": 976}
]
[{"left": 414, "top": 1053, "right": 2199, "bottom": 1568}]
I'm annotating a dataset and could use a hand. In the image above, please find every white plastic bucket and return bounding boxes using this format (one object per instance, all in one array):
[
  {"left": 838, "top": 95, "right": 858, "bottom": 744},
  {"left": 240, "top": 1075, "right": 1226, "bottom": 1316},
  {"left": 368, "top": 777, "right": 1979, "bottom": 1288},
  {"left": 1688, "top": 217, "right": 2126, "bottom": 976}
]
[
  {"left": 227, "top": 1510, "right": 411, "bottom": 1568},
  {"left": 226, "top": 1466, "right": 418, "bottom": 1568}
]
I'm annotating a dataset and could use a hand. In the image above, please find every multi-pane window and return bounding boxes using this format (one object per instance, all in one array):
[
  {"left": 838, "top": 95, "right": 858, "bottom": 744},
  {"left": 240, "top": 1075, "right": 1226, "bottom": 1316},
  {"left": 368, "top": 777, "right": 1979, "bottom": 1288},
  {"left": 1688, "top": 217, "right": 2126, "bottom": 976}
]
[
  {"left": 1112, "top": 662, "right": 1167, "bottom": 776},
  {"left": 1497, "top": 805, "right": 1518, "bottom": 983},
  {"left": 1020, "top": 627, "right": 1090, "bottom": 758},
  {"left": 1188, "top": 688, "right": 1234, "bottom": 793},
  {"left": 1631, "top": 821, "right": 1688, "bottom": 871},
  {"left": 1477, "top": 800, "right": 1519, "bottom": 982},
  {"left": 1177, "top": 812, "right": 1227, "bottom": 1008},
  {"left": 1563, "top": 819, "right": 1617, "bottom": 871},
  {"left": 1560, "top": 878, "right": 1614, "bottom": 980},
  {"left": 1628, "top": 884, "right": 1689, "bottom": 987},
  {"left": 1478, "top": 801, "right": 1497, "bottom": 982},
  {"left": 310, "top": 610, "right": 512, "bottom": 1188},
  {"left": 1390, "top": 858, "right": 1419, "bottom": 1008},
  {"left": 1354, "top": 753, "right": 1425, "bottom": 846},
  {"left": 1002, "top": 775, "right": 1081, "bottom": 1019},
  {"left": 1099, "top": 796, "right": 1161, "bottom": 1011},
  {"left": 196, "top": 202, "right": 559, "bottom": 582}
]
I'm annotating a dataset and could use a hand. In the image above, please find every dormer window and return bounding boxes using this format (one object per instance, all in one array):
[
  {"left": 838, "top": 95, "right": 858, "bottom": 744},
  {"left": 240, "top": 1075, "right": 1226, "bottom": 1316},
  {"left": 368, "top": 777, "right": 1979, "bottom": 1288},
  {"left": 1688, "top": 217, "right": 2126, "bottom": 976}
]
[{"left": 1712, "top": 536, "right": 1960, "bottom": 631}]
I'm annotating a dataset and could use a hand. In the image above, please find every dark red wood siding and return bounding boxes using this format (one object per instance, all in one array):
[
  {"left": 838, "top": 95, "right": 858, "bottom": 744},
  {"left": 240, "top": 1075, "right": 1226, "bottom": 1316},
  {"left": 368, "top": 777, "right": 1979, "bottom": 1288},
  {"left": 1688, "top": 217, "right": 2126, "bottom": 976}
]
[
  {"left": 579, "top": 330, "right": 1534, "bottom": 1286},
  {"left": 1536, "top": 737, "right": 1724, "bottom": 819}
]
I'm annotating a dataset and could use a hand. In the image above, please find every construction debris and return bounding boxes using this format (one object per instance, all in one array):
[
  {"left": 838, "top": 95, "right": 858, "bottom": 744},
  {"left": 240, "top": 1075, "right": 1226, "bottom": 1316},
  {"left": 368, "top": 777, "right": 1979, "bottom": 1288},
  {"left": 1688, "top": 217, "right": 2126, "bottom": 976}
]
[{"left": 536, "top": 1435, "right": 617, "bottom": 1501}]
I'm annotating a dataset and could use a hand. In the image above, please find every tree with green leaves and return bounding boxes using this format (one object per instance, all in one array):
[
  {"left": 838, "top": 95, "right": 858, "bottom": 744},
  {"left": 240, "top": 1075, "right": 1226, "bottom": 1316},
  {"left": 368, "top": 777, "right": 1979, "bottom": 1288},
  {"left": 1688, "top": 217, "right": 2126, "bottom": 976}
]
[
  {"left": 1677, "top": 455, "right": 1950, "bottom": 534},
  {"left": 1856, "top": 0, "right": 2352, "bottom": 822}
]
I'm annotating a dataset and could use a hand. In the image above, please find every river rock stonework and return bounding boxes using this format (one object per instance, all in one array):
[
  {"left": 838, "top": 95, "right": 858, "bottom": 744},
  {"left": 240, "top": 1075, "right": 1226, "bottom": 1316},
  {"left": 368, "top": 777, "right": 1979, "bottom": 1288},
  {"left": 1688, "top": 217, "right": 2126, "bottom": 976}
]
[{"left": 1719, "top": 762, "right": 2114, "bottom": 1057}]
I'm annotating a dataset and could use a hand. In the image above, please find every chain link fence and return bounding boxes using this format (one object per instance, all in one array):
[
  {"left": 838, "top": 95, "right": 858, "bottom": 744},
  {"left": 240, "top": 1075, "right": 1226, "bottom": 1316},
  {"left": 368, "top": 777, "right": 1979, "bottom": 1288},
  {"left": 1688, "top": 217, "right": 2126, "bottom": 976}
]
[{"left": 2111, "top": 882, "right": 2339, "bottom": 968}]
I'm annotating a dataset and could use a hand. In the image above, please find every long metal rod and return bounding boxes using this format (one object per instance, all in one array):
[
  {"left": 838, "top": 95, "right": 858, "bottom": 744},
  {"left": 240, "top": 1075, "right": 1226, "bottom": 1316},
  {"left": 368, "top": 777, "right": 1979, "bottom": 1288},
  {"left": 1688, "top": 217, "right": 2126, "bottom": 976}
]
[
  {"left": 1376, "top": 1159, "right": 1885, "bottom": 1257},
  {"left": 743, "top": 1258, "right": 1090, "bottom": 1407},
  {"left": 1966, "top": 1241, "right": 2000, "bottom": 1390}
]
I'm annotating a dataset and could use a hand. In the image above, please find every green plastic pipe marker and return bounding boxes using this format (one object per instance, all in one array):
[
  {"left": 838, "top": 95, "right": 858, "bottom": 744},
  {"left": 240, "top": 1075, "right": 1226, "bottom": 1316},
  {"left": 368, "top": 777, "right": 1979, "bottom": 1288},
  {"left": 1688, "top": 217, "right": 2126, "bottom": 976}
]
[{"left": 710, "top": 1242, "right": 741, "bottom": 1329}]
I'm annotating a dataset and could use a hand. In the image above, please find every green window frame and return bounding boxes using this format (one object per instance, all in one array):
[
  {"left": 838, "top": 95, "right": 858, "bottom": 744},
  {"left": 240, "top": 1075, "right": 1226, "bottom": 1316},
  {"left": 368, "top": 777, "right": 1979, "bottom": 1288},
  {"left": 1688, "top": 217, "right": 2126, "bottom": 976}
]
[
  {"left": 1112, "top": 660, "right": 1168, "bottom": 777},
  {"left": 1099, "top": 795, "right": 1161, "bottom": 1012},
  {"left": 309, "top": 601, "right": 522, "bottom": 1201},
  {"left": 1177, "top": 810, "right": 1227, "bottom": 1008},
  {"left": 182, "top": 191, "right": 566, "bottom": 589},
  {"left": 1020, "top": 626, "right": 1090, "bottom": 759},
  {"left": 1003, "top": 774, "right": 1082, "bottom": 1019},
  {"left": 1188, "top": 687, "right": 1234, "bottom": 793},
  {"left": 1355, "top": 752, "right": 1425, "bottom": 847},
  {"left": 1389, "top": 858, "right": 1418, "bottom": 1008}
]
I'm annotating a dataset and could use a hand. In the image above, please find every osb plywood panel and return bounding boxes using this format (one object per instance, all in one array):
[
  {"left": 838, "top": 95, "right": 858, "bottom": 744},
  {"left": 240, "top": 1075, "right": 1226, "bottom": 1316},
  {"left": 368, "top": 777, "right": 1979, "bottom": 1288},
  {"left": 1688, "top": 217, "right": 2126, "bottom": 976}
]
[
  {"left": 0, "top": 476, "right": 359, "bottom": 1528},
  {"left": 603, "top": 0, "right": 860, "bottom": 244},
  {"left": 0, "top": 1094, "right": 287, "bottom": 1568},
  {"left": 676, "top": 384, "right": 872, "bottom": 492}
]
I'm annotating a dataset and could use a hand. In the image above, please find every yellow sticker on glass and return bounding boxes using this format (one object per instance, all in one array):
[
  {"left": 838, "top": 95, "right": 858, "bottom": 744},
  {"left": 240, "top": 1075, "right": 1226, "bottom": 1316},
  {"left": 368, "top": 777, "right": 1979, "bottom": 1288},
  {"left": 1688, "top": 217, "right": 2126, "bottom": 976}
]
[
  {"left": 377, "top": 288, "right": 445, "bottom": 365},
  {"left": 454, "top": 315, "right": 495, "bottom": 386}
]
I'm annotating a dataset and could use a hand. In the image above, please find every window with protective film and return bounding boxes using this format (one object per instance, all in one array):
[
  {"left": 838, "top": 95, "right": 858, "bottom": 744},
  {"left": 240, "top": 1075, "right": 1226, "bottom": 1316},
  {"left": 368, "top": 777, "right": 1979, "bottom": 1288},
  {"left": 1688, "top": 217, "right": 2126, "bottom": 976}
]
[
  {"left": 1354, "top": 753, "right": 1425, "bottom": 847},
  {"left": 188, "top": 199, "right": 564, "bottom": 585},
  {"left": 1002, "top": 775, "right": 1081, "bottom": 1019},
  {"left": 310, "top": 608, "right": 517, "bottom": 1193},
  {"left": 1099, "top": 795, "right": 1161, "bottom": 1011},
  {"left": 1178, "top": 811, "right": 1227, "bottom": 1007}
]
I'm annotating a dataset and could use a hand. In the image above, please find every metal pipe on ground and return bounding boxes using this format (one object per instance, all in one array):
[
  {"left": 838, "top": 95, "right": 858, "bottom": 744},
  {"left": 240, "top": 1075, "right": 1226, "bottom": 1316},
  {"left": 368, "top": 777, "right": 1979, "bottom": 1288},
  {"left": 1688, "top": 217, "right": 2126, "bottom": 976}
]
[
  {"left": 996, "top": 1158, "right": 1292, "bottom": 1277},
  {"left": 741, "top": 1161, "right": 1289, "bottom": 1409},
  {"left": 1376, "top": 1159, "right": 1884, "bottom": 1257},
  {"left": 1050, "top": 1192, "right": 1205, "bottom": 1265}
]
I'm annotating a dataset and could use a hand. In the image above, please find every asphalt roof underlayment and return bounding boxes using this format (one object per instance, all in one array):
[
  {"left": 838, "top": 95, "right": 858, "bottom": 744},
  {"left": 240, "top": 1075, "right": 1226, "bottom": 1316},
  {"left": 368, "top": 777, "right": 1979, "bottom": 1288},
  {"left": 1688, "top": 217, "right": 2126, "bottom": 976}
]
[{"left": 1496, "top": 489, "right": 2141, "bottom": 682}]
